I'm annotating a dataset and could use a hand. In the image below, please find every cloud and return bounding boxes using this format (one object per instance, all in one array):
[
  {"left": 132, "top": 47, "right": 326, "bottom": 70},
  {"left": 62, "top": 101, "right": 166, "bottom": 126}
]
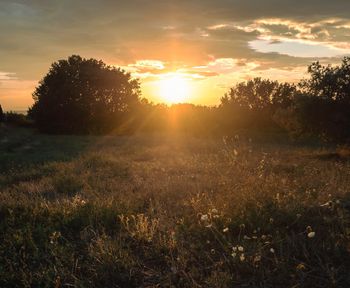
[
  {"left": 2, "top": 0, "right": 350, "bottom": 107},
  {"left": 0, "top": 72, "right": 17, "bottom": 81},
  {"left": 250, "top": 38, "right": 350, "bottom": 58},
  {"left": 0, "top": 72, "right": 37, "bottom": 110}
]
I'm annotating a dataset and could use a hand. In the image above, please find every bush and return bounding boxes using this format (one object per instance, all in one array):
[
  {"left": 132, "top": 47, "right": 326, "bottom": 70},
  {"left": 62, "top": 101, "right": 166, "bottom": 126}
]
[{"left": 4, "top": 112, "right": 33, "bottom": 127}]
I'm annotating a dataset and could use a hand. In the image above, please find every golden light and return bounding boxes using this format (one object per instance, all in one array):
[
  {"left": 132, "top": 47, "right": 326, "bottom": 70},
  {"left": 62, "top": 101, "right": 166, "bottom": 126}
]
[{"left": 158, "top": 74, "right": 191, "bottom": 104}]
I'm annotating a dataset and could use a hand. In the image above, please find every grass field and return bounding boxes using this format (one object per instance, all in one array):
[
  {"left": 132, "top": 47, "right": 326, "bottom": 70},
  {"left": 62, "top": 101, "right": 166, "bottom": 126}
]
[{"left": 0, "top": 126, "right": 350, "bottom": 287}]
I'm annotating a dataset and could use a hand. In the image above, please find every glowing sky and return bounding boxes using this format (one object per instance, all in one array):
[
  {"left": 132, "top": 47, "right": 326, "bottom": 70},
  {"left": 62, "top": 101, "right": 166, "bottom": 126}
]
[{"left": 1, "top": 0, "right": 350, "bottom": 110}]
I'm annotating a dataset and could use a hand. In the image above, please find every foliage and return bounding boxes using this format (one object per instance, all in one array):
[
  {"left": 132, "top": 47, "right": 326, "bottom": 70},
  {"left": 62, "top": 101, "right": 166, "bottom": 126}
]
[
  {"left": 29, "top": 55, "right": 141, "bottom": 134},
  {"left": 219, "top": 78, "right": 297, "bottom": 133},
  {"left": 221, "top": 78, "right": 297, "bottom": 110},
  {"left": 277, "top": 58, "right": 350, "bottom": 142},
  {"left": 3, "top": 111, "right": 33, "bottom": 127},
  {"left": 299, "top": 57, "right": 350, "bottom": 102},
  {"left": 291, "top": 95, "right": 350, "bottom": 142},
  {"left": 0, "top": 104, "right": 4, "bottom": 122},
  {"left": 133, "top": 103, "right": 218, "bottom": 136},
  {"left": 218, "top": 59, "right": 350, "bottom": 142},
  {"left": 24, "top": 56, "right": 350, "bottom": 142}
]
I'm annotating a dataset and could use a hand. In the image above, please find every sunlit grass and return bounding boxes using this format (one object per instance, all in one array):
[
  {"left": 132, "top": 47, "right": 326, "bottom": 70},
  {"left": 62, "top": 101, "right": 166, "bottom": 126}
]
[{"left": 0, "top": 127, "right": 349, "bottom": 287}]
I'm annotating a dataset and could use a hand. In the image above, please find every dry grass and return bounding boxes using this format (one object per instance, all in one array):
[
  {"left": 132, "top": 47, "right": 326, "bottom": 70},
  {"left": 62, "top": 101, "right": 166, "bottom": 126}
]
[{"left": 0, "top": 127, "right": 349, "bottom": 287}]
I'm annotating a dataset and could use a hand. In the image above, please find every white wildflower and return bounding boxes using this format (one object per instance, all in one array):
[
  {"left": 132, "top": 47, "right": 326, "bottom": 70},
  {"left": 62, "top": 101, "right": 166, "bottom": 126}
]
[
  {"left": 240, "top": 253, "right": 245, "bottom": 262},
  {"left": 200, "top": 214, "right": 209, "bottom": 222}
]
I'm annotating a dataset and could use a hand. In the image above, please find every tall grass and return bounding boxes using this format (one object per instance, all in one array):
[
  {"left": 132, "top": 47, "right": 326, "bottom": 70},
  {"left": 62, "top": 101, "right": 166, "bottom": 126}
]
[{"left": 0, "top": 127, "right": 349, "bottom": 287}]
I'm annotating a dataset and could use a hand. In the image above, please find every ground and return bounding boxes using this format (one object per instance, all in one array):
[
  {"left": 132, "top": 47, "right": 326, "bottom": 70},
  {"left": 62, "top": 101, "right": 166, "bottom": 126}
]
[{"left": 0, "top": 126, "right": 349, "bottom": 287}]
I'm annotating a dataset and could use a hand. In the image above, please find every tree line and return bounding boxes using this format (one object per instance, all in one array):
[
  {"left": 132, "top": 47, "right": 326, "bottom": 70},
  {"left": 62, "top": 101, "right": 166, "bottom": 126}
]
[{"left": 2, "top": 55, "right": 350, "bottom": 142}]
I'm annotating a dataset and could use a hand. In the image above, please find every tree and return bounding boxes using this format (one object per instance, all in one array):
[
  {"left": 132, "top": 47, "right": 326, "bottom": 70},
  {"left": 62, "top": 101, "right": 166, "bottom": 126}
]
[
  {"left": 219, "top": 78, "right": 297, "bottom": 132},
  {"left": 221, "top": 78, "right": 297, "bottom": 110},
  {"left": 293, "top": 57, "right": 350, "bottom": 142},
  {"left": 29, "top": 55, "right": 141, "bottom": 133},
  {"left": 276, "top": 57, "right": 350, "bottom": 142},
  {"left": 299, "top": 57, "right": 350, "bottom": 103},
  {"left": 0, "top": 104, "right": 4, "bottom": 122}
]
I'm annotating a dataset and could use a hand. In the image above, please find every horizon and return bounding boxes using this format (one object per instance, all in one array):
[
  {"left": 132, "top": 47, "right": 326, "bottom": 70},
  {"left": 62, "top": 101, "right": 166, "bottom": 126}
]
[{"left": 2, "top": 1, "right": 350, "bottom": 111}]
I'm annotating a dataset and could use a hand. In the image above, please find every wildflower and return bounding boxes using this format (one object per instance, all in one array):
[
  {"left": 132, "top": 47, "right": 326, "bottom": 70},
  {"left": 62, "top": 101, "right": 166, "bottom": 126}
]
[
  {"left": 240, "top": 253, "right": 245, "bottom": 262},
  {"left": 270, "top": 248, "right": 275, "bottom": 253},
  {"left": 261, "top": 235, "right": 267, "bottom": 240},
  {"left": 238, "top": 246, "right": 244, "bottom": 252},
  {"left": 200, "top": 214, "right": 209, "bottom": 222},
  {"left": 211, "top": 249, "right": 215, "bottom": 254},
  {"left": 243, "top": 235, "right": 251, "bottom": 240},
  {"left": 269, "top": 218, "right": 274, "bottom": 223},
  {"left": 296, "top": 263, "right": 306, "bottom": 270},
  {"left": 231, "top": 252, "right": 237, "bottom": 258},
  {"left": 320, "top": 201, "right": 332, "bottom": 207},
  {"left": 223, "top": 227, "right": 229, "bottom": 233},
  {"left": 296, "top": 213, "right": 302, "bottom": 218},
  {"left": 49, "top": 231, "right": 61, "bottom": 244},
  {"left": 306, "top": 226, "right": 315, "bottom": 238},
  {"left": 254, "top": 255, "right": 261, "bottom": 262},
  {"left": 211, "top": 208, "right": 218, "bottom": 214},
  {"left": 232, "top": 246, "right": 237, "bottom": 252}
]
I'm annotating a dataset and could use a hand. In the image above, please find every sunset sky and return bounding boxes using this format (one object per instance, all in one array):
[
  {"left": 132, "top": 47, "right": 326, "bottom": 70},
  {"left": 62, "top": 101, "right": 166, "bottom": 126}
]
[{"left": 1, "top": 0, "right": 350, "bottom": 110}]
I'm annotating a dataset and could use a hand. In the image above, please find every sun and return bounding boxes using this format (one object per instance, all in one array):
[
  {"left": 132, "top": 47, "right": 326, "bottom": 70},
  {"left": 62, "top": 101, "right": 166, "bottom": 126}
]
[{"left": 158, "top": 74, "right": 191, "bottom": 104}]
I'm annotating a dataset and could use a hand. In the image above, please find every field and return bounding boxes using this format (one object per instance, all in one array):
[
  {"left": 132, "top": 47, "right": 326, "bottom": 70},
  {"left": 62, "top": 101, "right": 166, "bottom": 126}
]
[{"left": 0, "top": 126, "right": 350, "bottom": 287}]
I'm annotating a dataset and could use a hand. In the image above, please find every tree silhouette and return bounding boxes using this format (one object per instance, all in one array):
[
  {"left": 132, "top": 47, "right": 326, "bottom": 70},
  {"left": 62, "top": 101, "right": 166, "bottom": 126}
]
[
  {"left": 221, "top": 78, "right": 297, "bottom": 110},
  {"left": 292, "top": 57, "right": 350, "bottom": 142},
  {"left": 0, "top": 104, "right": 4, "bottom": 122},
  {"left": 29, "top": 55, "right": 141, "bottom": 133},
  {"left": 219, "top": 78, "right": 297, "bottom": 132},
  {"left": 299, "top": 57, "right": 350, "bottom": 103}
]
